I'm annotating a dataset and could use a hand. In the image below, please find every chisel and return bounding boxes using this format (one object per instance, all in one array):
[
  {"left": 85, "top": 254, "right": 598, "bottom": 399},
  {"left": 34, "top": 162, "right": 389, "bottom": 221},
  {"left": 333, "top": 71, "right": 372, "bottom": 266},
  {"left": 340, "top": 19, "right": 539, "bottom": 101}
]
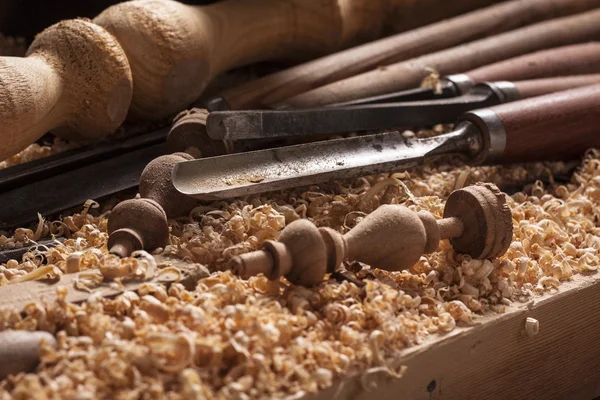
[
  {"left": 276, "top": 8, "right": 600, "bottom": 109},
  {"left": 328, "top": 42, "right": 600, "bottom": 107},
  {"left": 172, "top": 83, "right": 600, "bottom": 200},
  {"left": 205, "top": 74, "right": 600, "bottom": 141}
]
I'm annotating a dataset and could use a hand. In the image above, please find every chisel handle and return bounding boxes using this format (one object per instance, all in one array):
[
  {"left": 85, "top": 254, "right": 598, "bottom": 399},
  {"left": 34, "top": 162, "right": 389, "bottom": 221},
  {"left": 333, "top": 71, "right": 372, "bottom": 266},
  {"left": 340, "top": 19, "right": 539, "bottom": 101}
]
[
  {"left": 464, "top": 42, "right": 600, "bottom": 84},
  {"left": 511, "top": 74, "right": 600, "bottom": 98},
  {"left": 463, "top": 83, "right": 600, "bottom": 165},
  {"left": 216, "top": 0, "right": 600, "bottom": 110},
  {"left": 280, "top": 8, "right": 600, "bottom": 108}
]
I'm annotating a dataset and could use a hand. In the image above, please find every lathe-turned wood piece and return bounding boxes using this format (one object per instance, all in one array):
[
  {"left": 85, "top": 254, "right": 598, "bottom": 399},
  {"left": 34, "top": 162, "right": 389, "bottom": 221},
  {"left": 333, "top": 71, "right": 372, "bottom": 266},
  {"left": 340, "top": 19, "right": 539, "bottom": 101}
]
[
  {"left": 107, "top": 150, "right": 204, "bottom": 257},
  {"left": 93, "top": 0, "right": 485, "bottom": 120},
  {"left": 107, "top": 198, "right": 170, "bottom": 258},
  {"left": 0, "top": 19, "right": 133, "bottom": 161},
  {"left": 233, "top": 183, "right": 513, "bottom": 286}
]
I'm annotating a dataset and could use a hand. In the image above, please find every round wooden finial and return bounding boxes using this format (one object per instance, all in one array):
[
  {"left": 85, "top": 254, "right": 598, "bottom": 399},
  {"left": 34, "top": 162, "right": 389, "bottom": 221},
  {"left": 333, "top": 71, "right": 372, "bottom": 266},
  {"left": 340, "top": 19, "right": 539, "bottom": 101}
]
[
  {"left": 139, "top": 153, "right": 198, "bottom": 218},
  {"left": 443, "top": 182, "right": 513, "bottom": 259},
  {"left": 107, "top": 198, "right": 169, "bottom": 257},
  {"left": 0, "top": 18, "right": 132, "bottom": 160}
]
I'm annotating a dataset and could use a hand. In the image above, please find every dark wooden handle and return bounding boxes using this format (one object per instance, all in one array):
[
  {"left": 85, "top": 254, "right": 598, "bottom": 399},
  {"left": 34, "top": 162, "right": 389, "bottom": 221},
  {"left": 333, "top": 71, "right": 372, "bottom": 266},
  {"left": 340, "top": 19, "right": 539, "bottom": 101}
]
[
  {"left": 513, "top": 74, "right": 600, "bottom": 99},
  {"left": 491, "top": 83, "right": 600, "bottom": 163},
  {"left": 279, "top": 8, "right": 600, "bottom": 109},
  {"left": 218, "top": 0, "right": 600, "bottom": 109},
  {"left": 466, "top": 42, "right": 600, "bottom": 84}
]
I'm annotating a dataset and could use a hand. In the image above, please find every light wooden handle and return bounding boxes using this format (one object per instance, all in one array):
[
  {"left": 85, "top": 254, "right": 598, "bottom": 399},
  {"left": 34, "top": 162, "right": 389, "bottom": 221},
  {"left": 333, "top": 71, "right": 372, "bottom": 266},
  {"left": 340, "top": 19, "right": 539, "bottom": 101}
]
[
  {"left": 279, "top": 8, "right": 600, "bottom": 108},
  {"left": 0, "top": 19, "right": 133, "bottom": 162},
  {"left": 218, "top": 0, "right": 600, "bottom": 110},
  {"left": 93, "top": 0, "right": 508, "bottom": 119},
  {"left": 466, "top": 83, "right": 600, "bottom": 164}
]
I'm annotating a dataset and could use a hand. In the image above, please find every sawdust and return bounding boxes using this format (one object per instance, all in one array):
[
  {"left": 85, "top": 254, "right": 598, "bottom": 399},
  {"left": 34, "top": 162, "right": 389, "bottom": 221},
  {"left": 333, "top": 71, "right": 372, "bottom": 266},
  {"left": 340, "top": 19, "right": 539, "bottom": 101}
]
[{"left": 0, "top": 125, "right": 596, "bottom": 398}]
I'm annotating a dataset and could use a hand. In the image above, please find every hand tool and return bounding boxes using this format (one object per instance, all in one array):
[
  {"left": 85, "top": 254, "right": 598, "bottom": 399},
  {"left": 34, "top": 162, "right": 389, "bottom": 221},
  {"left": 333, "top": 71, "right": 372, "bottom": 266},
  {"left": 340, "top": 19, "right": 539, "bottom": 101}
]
[
  {"left": 327, "top": 42, "right": 600, "bottom": 107},
  {"left": 205, "top": 75, "right": 600, "bottom": 141},
  {"left": 172, "top": 83, "right": 600, "bottom": 200},
  {"left": 276, "top": 8, "right": 600, "bottom": 109},
  {"left": 208, "top": 0, "right": 600, "bottom": 111},
  {"left": 233, "top": 183, "right": 511, "bottom": 286},
  {"left": 93, "top": 0, "right": 504, "bottom": 120},
  {"left": 0, "top": 19, "right": 133, "bottom": 162}
]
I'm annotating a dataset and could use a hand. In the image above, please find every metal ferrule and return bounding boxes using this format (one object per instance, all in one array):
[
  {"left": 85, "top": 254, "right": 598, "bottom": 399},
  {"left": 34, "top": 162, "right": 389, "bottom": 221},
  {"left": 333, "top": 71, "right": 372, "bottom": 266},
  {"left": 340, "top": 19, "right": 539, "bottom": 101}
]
[
  {"left": 459, "top": 109, "right": 507, "bottom": 165},
  {"left": 444, "top": 74, "right": 475, "bottom": 95},
  {"left": 475, "top": 81, "right": 522, "bottom": 104},
  {"left": 205, "top": 96, "right": 232, "bottom": 112}
]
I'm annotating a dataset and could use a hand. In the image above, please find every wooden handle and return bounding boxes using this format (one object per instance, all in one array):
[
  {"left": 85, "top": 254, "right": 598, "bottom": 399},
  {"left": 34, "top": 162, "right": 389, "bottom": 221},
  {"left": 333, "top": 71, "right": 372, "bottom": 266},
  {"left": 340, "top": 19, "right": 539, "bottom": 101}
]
[
  {"left": 466, "top": 42, "right": 600, "bottom": 84},
  {"left": 279, "top": 8, "right": 600, "bottom": 108},
  {"left": 0, "top": 19, "right": 132, "bottom": 162},
  {"left": 465, "top": 83, "right": 600, "bottom": 164},
  {"left": 513, "top": 74, "right": 600, "bottom": 99},
  {"left": 219, "top": 0, "right": 600, "bottom": 110}
]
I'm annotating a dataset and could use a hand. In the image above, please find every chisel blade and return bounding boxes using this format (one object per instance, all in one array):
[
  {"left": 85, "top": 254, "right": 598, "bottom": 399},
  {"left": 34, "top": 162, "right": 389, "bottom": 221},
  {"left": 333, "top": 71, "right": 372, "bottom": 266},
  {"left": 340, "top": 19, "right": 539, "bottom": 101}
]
[
  {"left": 172, "top": 126, "right": 479, "bottom": 201},
  {"left": 206, "top": 90, "right": 496, "bottom": 141}
]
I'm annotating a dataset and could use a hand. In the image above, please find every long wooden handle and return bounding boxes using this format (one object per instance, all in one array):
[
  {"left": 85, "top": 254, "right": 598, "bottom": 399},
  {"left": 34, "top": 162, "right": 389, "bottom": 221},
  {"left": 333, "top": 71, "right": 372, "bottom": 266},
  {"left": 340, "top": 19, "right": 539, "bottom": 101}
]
[
  {"left": 513, "top": 74, "right": 600, "bottom": 99},
  {"left": 464, "top": 83, "right": 600, "bottom": 164},
  {"left": 465, "top": 42, "right": 600, "bottom": 84},
  {"left": 0, "top": 19, "right": 132, "bottom": 162},
  {"left": 218, "top": 0, "right": 600, "bottom": 110},
  {"left": 93, "top": 0, "right": 507, "bottom": 120},
  {"left": 279, "top": 9, "right": 600, "bottom": 109}
]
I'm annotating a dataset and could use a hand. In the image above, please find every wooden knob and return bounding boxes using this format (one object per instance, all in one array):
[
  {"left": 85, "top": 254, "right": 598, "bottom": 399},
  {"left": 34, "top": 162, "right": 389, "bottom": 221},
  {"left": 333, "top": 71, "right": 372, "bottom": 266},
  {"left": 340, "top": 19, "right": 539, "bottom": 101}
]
[
  {"left": 107, "top": 198, "right": 169, "bottom": 258},
  {"left": 232, "top": 183, "right": 513, "bottom": 285},
  {"left": 93, "top": 0, "right": 429, "bottom": 120},
  {"left": 0, "top": 19, "right": 132, "bottom": 161},
  {"left": 139, "top": 152, "right": 198, "bottom": 218}
]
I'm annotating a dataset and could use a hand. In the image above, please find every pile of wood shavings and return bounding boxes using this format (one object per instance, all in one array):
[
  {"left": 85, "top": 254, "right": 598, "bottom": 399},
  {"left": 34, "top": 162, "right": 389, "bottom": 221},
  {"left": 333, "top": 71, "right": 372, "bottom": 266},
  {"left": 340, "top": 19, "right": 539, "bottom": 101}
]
[{"left": 0, "top": 141, "right": 599, "bottom": 398}]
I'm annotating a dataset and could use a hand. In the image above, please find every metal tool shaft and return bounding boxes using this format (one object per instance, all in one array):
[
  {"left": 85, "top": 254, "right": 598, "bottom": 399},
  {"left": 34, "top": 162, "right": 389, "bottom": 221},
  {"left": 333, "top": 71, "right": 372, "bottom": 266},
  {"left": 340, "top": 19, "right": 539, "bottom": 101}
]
[
  {"left": 206, "top": 85, "right": 500, "bottom": 141},
  {"left": 173, "top": 125, "right": 482, "bottom": 200}
]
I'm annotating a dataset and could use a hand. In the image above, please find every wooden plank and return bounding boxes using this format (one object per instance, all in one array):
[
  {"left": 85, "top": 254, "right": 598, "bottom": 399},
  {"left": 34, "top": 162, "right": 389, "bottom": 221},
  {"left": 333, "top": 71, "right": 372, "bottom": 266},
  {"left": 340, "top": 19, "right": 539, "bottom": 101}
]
[
  {"left": 301, "top": 274, "right": 600, "bottom": 400},
  {"left": 0, "top": 255, "right": 209, "bottom": 312}
]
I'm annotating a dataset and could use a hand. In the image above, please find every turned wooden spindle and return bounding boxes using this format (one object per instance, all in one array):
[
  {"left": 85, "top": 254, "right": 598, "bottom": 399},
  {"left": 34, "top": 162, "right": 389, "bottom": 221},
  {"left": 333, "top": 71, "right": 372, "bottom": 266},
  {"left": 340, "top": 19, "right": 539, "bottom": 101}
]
[
  {"left": 92, "top": 0, "right": 500, "bottom": 120},
  {"left": 233, "top": 183, "right": 513, "bottom": 286},
  {"left": 0, "top": 19, "right": 133, "bottom": 161}
]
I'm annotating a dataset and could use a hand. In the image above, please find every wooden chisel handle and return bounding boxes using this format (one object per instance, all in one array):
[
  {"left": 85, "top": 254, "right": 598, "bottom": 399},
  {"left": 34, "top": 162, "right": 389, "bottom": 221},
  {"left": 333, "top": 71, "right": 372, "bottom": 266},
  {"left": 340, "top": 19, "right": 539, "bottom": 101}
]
[
  {"left": 463, "top": 83, "right": 600, "bottom": 165},
  {"left": 511, "top": 74, "right": 600, "bottom": 99},
  {"left": 279, "top": 9, "right": 600, "bottom": 109},
  {"left": 445, "top": 42, "right": 600, "bottom": 94},
  {"left": 93, "top": 0, "right": 502, "bottom": 120},
  {"left": 216, "top": 0, "right": 600, "bottom": 110}
]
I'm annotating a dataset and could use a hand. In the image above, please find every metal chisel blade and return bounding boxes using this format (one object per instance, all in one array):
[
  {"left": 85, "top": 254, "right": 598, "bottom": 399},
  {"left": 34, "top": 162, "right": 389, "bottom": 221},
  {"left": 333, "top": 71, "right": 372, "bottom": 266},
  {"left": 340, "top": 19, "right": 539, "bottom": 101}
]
[
  {"left": 0, "top": 144, "right": 166, "bottom": 229},
  {"left": 172, "top": 128, "right": 476, "bottom": 201},
  {"left": 206, "top": 90, "right": 496, "bottom": 141}
]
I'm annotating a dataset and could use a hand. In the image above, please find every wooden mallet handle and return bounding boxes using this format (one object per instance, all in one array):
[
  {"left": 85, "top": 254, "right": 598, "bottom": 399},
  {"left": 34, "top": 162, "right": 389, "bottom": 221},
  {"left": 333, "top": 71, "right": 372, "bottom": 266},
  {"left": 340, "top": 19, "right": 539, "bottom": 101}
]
[
  {"left": 0, "top": 19, "right": 132, "bottom": 162},
  {"left": 233, "top": 183, "right": 512, "bottom": 286},
  {"left": 280, "top": 8, "right": 600, "bottom": 108},
  {"left": 93, "top": 0, "right": 505, "bottom": 120},
  {"left": 217, "top": 0, "right": 600, "bottom": 110}
]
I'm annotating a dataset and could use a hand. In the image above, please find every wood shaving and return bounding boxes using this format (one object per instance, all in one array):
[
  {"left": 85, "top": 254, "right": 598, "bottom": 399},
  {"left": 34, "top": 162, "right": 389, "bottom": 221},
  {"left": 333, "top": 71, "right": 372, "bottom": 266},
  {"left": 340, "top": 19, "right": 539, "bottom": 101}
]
[{"left": 0, "top": 126, "right": 599, "bottom": 398}]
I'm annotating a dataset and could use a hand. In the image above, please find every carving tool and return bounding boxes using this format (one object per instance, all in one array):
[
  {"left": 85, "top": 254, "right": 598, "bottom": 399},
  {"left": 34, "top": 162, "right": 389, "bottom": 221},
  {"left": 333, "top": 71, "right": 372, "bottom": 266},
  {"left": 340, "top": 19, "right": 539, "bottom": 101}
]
[
  {"left": 277, "top": 8, "right": 600, "bottom": 109},
  {"left": 328, "top": 42, "right": 600, "bottom": 107},
  {"left": 206, "top": 75, "right": 600, "bottom": 141},
  {"left": 93, "top": 0, "right": 499, "bottom": 120},
  {"left": 172, "top": 83, "right": 600, "bottom": 200},
  {"left": 211, "top": 0, "right": 600, "bottom": 110}
]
